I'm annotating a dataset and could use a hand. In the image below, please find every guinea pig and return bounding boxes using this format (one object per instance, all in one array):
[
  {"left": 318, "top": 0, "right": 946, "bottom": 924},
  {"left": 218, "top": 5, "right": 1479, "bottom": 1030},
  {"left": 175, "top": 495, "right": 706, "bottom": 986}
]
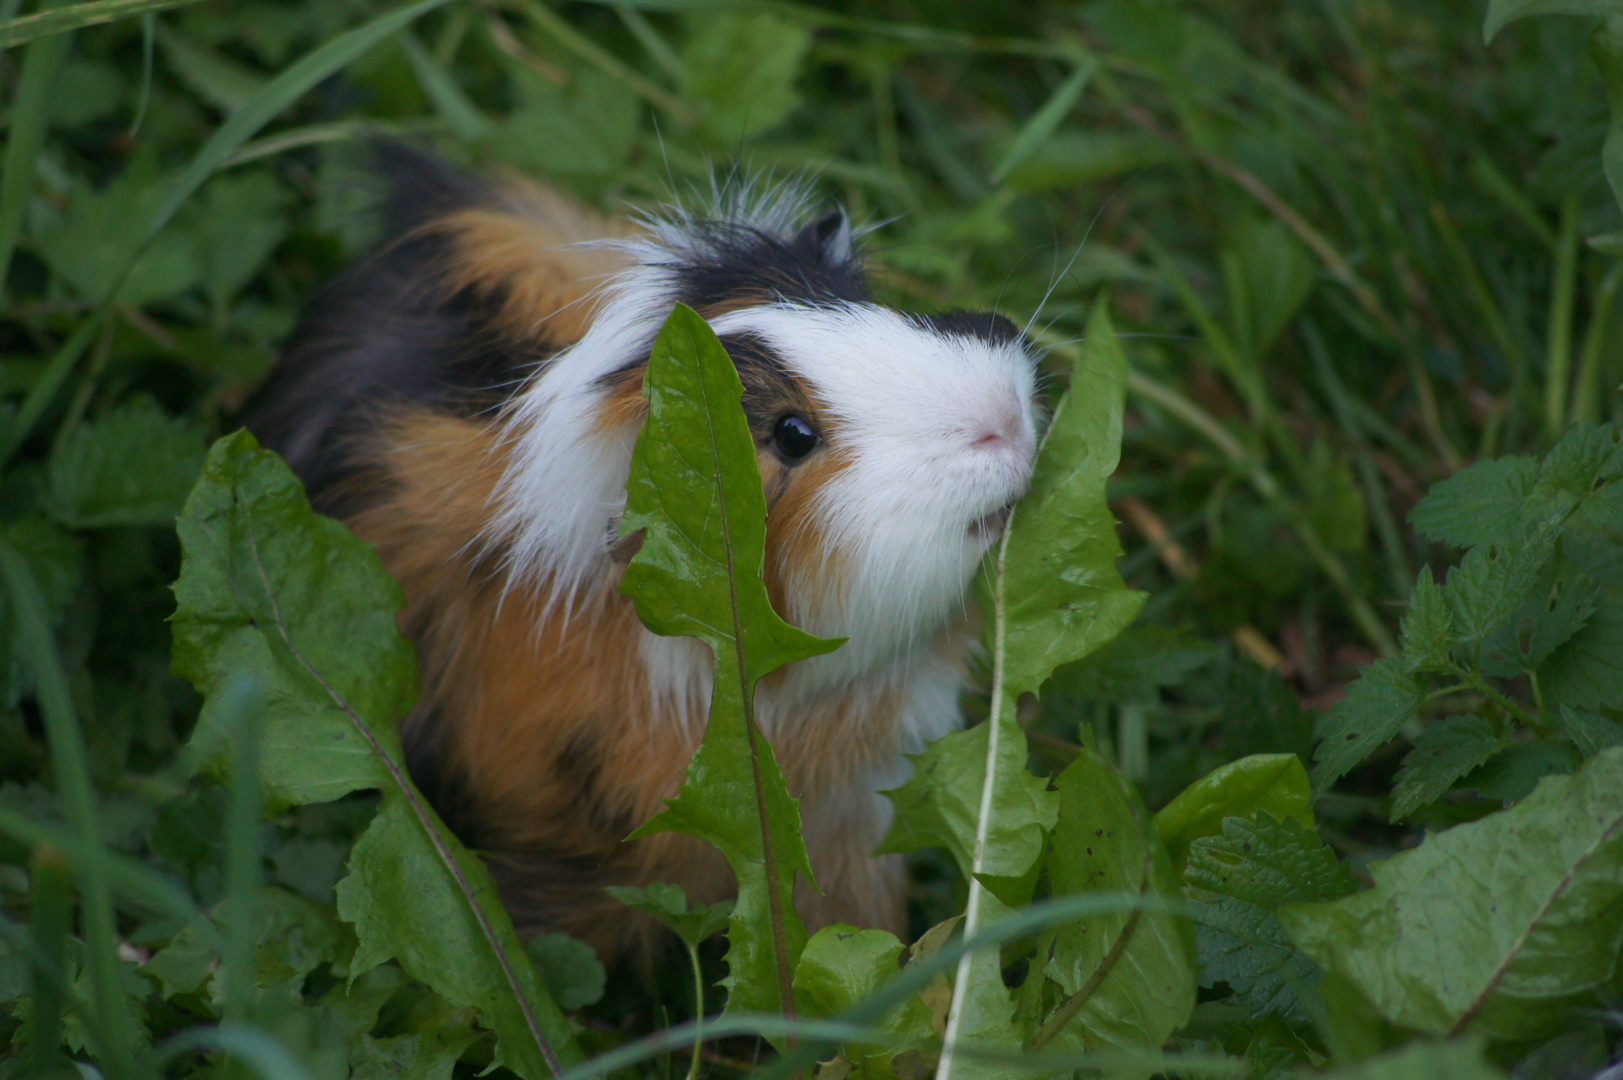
[{"left": 244, "top": 142, "right": 1040, "bottom": 964}]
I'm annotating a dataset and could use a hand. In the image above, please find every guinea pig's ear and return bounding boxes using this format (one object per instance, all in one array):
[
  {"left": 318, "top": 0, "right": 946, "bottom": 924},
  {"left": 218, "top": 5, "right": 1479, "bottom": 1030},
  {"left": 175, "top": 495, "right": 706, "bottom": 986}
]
[{"left": 794, "top": 208, "right": 853, "bottom": 266}]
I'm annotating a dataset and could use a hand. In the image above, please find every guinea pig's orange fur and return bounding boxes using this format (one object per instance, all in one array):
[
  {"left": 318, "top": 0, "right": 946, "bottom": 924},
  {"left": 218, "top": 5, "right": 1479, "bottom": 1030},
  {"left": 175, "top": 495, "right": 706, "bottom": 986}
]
[{"left": 327, "top": 188, "right": 966, "bottom": 962}]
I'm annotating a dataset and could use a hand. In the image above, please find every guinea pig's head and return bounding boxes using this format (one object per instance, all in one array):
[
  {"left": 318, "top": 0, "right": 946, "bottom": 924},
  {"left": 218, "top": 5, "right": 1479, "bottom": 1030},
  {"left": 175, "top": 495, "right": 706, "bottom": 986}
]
[{"left": 494, "top": 195, "right": 1039, "bottom": 687}]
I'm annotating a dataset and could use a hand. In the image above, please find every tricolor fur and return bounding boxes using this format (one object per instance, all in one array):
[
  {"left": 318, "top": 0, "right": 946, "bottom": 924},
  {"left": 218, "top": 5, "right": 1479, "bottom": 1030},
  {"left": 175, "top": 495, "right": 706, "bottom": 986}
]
[{"left": 246, "top": 144, "right": 1040, "bottom": 962}]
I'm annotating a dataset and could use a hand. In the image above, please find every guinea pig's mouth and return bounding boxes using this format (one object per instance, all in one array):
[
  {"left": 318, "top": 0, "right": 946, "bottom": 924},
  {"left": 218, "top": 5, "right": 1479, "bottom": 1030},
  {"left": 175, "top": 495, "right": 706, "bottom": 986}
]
[{"left": 970, "top": 500, "right": 1018, "bottom": 540}]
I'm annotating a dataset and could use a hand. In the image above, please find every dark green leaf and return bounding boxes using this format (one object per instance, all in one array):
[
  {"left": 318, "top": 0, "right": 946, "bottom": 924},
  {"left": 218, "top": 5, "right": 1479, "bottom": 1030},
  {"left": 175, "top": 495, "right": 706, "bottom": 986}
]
[
  {"left": 793, "top": 924, "right": 934, "bottom": 1078},
  {"left": 1537, "top": 601, "right": 1623, "bottom": 709},
  {"left": 619, "top": 304, "right": 842, "bottom": 1017},
  {"left": 525, "top": 933, "right": 606, "bottom": 1011},
  {"left": 1281, "top": 748, "right": 1623, "bottom": 1040},
  {"left": 351, "top": 1027, "right": 480, "bottom": 1080},
  {"left": 172, "top": 431, "right": 579, "bottom": 1078},
  {"left": 1443, "top": 521, "right": 1558, "bottom": 645},
  {"left": 1389, "top": 715, "right": 1504, "bottom": 821},
  {"left": 494, "top": 66, "right": 639, "bottom": 178},
  {"left": 602, "top": 882, "right": 731, "bottom": 949},
  {"left": 1408, "top": 456, "right": 1537, "bottom": 548},
  {"left": 1399, "top": 568, "right": 1452, "bottom": 672},
  {"left": 1557, "top": 704, "right": 1623, "bottom": 757},
  {"left": 46, "top": 398, "right": 206, "bottom": 527},
  {"left": 1152, "top": 753, "right": 1314, "bottom": 873},
  {"left": 681, "top": 13, "right": 810, "bottom": 140},
  {"left": 1463, "top": 739, "right": 1581, "bottom": 805},
  {"left": 1318, "top": 1037, "right": 1504, "bottom": 1079},
  {"left": 190, "top": 169, "right": 291, "bottom": 310},
  {"left": 1046, "top": 624, "right": 1216, "bottom": 705},
  {"left": 1311, "top": 658, "right": 1424, "bottom": 791}
]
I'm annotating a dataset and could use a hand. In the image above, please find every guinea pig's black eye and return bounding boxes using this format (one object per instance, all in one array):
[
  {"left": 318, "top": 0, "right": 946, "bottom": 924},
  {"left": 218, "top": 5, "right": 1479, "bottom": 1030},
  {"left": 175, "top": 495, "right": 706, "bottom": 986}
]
[{"left": 773, "top": 414, "right": 819, "bottom": 460}]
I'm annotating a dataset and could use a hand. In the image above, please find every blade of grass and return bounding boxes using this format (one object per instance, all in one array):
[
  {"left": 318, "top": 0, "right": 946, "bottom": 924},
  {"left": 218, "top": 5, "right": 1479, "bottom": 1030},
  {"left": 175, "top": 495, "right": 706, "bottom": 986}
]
[
  {"left": 1429, "top": 199, "right": 1528, "bottom": 387},
  {"left": 153, "top": 1023, "right": 317, "bottom": 1080},
  {"left": 27, "top": 845, "right": 71, "bottom": 1076},
  {"left": 0, "top": 806, "right": 199, "bottom": 921},
  {"left": 0, "top": 18, "right": 70, "bottom": 302},
  {"left": 1545, "top": 193, "right": 1582, "bottom": 438},
  {"left": 990, "top": 56, "right": 1096, "bottom": 185},
  {"left": 612, "top": 2, "right": 683, "bottom": 82},
  {"left": 400, "top": 29, "right": 493, "bottom": 140},
  {"left": 0, "top": 540, "right": 134, "bottom": 1079},
  {"left": 1571, "top": 263, "right": 1623, "bottom": 427},
  {"left": 221, "top": 675, "right": 264, "bottom": 1027},
  {"left": 0, "top": 0, "right": 204, "bottom": 49},
  {"left": 222, "top": 117, "right": 444, "bottom": 167},
  {"left": 1469, "top": 153, "right": 1557, "bottom": 251}
]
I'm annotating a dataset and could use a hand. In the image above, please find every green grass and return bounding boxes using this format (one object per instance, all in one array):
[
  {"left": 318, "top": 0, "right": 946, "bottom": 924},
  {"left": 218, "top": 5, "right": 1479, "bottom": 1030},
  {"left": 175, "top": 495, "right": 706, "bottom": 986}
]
[{"left": 2, "top": 0, "right": 1622, "bottom": 1077}]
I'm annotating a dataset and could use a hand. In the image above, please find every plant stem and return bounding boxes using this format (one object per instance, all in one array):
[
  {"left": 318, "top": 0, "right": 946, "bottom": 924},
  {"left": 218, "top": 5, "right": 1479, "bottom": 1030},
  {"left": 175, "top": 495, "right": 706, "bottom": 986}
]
[
  {"left": 1544, "top": 193, "right": 1581, "bottom": 440},
  {"left": 687, "top": 944, "right": 704, "bottom": 1080},
  {"left": 28, "top": 845, "right": 71, "bottom": 1077},
  {"left": 934, "top": 529, "right": 1010, "bottom": 1080}
]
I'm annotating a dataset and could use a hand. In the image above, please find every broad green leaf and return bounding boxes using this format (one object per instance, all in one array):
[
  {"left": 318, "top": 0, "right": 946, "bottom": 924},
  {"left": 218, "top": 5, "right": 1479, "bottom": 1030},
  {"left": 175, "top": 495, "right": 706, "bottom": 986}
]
[
  {"left": 525, "top": 933, "right": 606, "bottom": 1011},
  {"left": 351, "top": 1027, "right": 480, "bottom": 1080},
  {"left": 1032, "top": 748, "right": 1195, "bottom": 1056},
  {"left": 1515, "top": 567, "right": 1599, "bottom": 672},
  {"left": 1594, "top": 14, "right": 1623, "bottom": 219},
  {"left": 1463, "top": 739, "right": 1581, "bottom": 804},
  {"left": 681, "top": 13, "right": 810, "bottom": 140},
  {"left": 1558, "top": 704, "right": 1623, "bottom": 756},
  {"left": 1535, "top": 424, "right": 1623, "bottom": 500},
  {"left": 1408, "top": 456, "right": 1537, "bottom": 548},
  {"left": 1399, "top": 568, "right": 1452, "bottom": 672},
  {"left": 1310, "top": 657, "right": 1424, "bottom": 791},
  {"left": 1537, "top": 602, "right": 1623, "bottom": 709},
  {"left": 494, "top": 64, "right": 639, "bottom": 178},
  {"left": 619, "top": 303, "right": 843, "bottom": 1017},
  {"left": 1001, "top": 302, "right": 1147, "bottom": 702},
  {"left": 1184, "top": 812, "right": 1357, "bottom": 1021},
  {"left": 46, "top": 398, "right": 206, "bottom": 527},
  {"left": 1388, "top": 716, "right": 1504, "bottom": 821},
  {"left": 1319, "top": 1037, "right": 1504, "bottom": 1080},
  {"left": 1046, "top": 624, "right": 1216, "bottom": 705},
  {"left": 1152, "top": 753, "right": 1313, "bottom": 873},
  {"left": 793, "top": 924, "right": 934, "bottom": 1079},
  {"left": 1281, "top": 747, "right": 1623, "bottom": 1040},
  {"left": 190, "top": 169, "right": 291, "bottom": 311},
  {"left": 602, "top": 882, "right": 731, "bottom": 949},
  {"left": 172, "top": 430, "right": 579, "bottom": 1078}
]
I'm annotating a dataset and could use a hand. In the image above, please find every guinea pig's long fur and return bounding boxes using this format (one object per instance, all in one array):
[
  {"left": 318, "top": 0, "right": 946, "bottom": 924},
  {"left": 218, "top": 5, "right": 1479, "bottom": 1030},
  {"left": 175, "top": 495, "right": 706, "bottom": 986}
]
[{"left": 245, "top": 143, "right": 1040, "bottom": 962}]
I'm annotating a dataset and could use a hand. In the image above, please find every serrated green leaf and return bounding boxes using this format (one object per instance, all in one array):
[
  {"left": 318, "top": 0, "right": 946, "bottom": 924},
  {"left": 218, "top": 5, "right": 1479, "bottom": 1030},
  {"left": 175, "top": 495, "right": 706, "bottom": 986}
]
[
  {"left": 1443, "top": 521, "right": 1558, "bottom": 645},
  {"left": 172, "top": 430, "right": 579, "bottom": 1078},
  {"left": 1535, "top": 424, "right": 1623, "bottom": 500},
  {"left": 793, "top": 924, "right": 935, "bottom": 1079},
  {"left": 603, "top": 882, "right": 732, "bottom": 948},
  {"left": 1035, "top": 748, "right": 1195, "bottom": 1055},
  {"left": 525, "top": 933, "right": 605, "bottom": 1011},
  {"left": 1537, "top": 601, "right": 1623, "bottom": 709},
  {"left": 1517, "top": 568, "right": 1599, "bottom": 671},
  {"left": 1185, "top": 812, "right": 1356, "bottom": 1021},
  {"left": 1311, "top": 658, "right": 1424, "bottom": 791},
  {"left": 1152, "top": 753, "right": 1313, "bottom": 873},
  {"left": 351, "top": 1027, "right": 480, "bottom": 1080},
  {"left": 46, "top": 398, "right": 206, "bottom": 528},
  {"left": 189, "top": 169, "right": 291, "bottom": 311},
  {"left": 1399, "top": 568, "right": 1452, "bottom": 671},
  {"left": 618, "top": 304, "right": 843, "bottom": 1018},
  {"left": 494, "top": 65, "right": 639, "bottom": 178},
  {"left": 1000, "top": 303, "right": 1147, "bottom": 701},
  {"left": 1484, "top": 0, "right": 1623, "bottom": 40},
  {"left": 1463, "top": 739, "right": 1581, "bottom": 804},
  {"left": 1282, "top": 747, "right": 1623, "bottom": 1040},
  {"left": 1408, "top": 456, "right": 1537, "bottom": 548},
  {"left": 681, "top": 13, "right": 810, "bottom": 140},
  {"left": 1389, "top": 715, "right": 1504, "bottom": 820},
  {"left": 1558, "top": 703, "right": 1623, "bottom": 756},
  {"left": 1319, "top": 1036, "right": 1504, "bottom": 1080}
]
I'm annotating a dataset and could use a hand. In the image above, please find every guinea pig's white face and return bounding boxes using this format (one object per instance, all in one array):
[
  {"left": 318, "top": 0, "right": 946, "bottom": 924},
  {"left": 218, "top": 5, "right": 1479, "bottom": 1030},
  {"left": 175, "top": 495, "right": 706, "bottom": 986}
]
[{"left": 711, "top": 301, "right": 1040, "bottom": 684}]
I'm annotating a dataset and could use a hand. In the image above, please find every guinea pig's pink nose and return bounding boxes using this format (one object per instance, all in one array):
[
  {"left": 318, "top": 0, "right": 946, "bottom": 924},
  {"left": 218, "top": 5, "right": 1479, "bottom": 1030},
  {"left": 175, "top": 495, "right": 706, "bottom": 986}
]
[{"left": 969, "top": 397, "right": 1029, "bottom": 452}]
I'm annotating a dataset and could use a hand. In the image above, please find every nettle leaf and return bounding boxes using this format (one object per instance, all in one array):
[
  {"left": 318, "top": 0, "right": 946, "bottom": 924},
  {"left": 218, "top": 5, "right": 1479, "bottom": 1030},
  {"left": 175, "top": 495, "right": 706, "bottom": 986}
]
[
  {"left": 1408, "top": 455, "right": 1537, "bottom": 548},
  {"left": 1443, "top": 520, "right": 1558, "bottom": 645},
  {"left": 1033, "top": 748, "right": 1195, "bottom": 1055},
  {"left": 171, "top": 431, "right": 579, "bottom": 1078},
  {"left": 1184, "top": 812, "right": 1357, "bottom": 1021},
  {"left": 1558, "top": 704, "right": 1623, "bottom": 757},
  {"left": 1516, "top": 568, "right": 1599, "bottom": 672},
  {"left": 1152, "top": 753, "right": 1313, "bottom": 874},
  {"left": 1399, "top": 568, "right": 1452, "bottom": 672},
  {"left": 1281, "top": 747, "right": 1623, "bottom": 1041},
  {"left": 794, "top": 925, "right": 935, "bottom": 1079},
  {"left": 1536, "top": 602, "right": 1623, "bottom": 710},
  {"left": 1311, "top": 658, "right": 1424, "bottom": 791},
  {"left": 1388, "top": 715, "right": 1504, "bottom": 821},
  {"left": 1534, "top": 424, "right": 1623, "bottom": 502},
  {"left": 46, "top": 397, "right": 206, "bottom": 528},
  {"left": 1463, "top": 739, "right": 1581, "bottom": 805},
  {"left": 603, "top": 882, "right": 732, "bottom": 949},
  {"left": 619, "top": 304, "right": 843, "bottom": 1017}
]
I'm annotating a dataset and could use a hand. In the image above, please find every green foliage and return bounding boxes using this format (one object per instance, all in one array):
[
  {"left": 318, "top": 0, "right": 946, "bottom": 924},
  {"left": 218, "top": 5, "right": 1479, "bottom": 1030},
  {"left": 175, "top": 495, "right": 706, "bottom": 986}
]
[{"left": 619, "top": 303, "right": 842, "bottom": 1019}]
